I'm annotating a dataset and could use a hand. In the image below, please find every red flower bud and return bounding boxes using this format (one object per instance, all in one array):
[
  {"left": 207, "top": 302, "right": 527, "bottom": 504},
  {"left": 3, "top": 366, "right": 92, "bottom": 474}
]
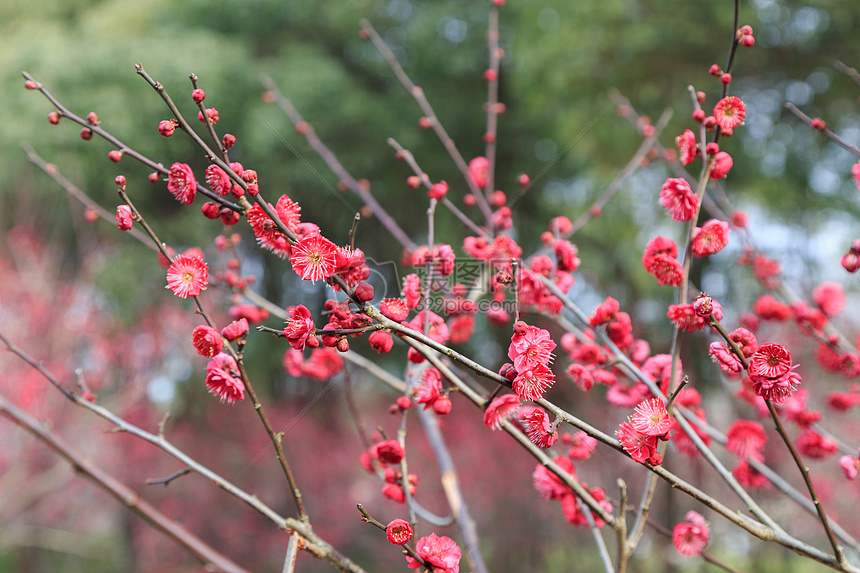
[
  {"left": 80, "top": 128, "right": 93, "bottom": 140},
  {"left": 433, "top": 396, "right": 452, "bottom": 415},
  {"left": 811, "top": 118, "right": 826, "bottom": 130},
  {"left": 201, "top": 202, "right": 221, "bottom": 219},
  {"left": 354, "top": 282, "right": 375, "bottom": 302},
  {"left": 48, "top": 111, "right": 61, "bottom": 125},
  {"left": 192, "top": 88, "right": 206, "bottom": 103},
  {"left": 115, "top": 175, "right": 127, "bottom": 188},
  {"left": 220, "top": 208, "right": 240, "bottom": 225},
  {"left": 108, "top": 150, "right": 123, "bottom": 163},
  {"left": 428, "top": 181, "right": 448, "bottom": 200},
  {"left": 158, "top": 120, "right": 176, "bottom": 137},
  {"left": 86, "top": 112, "right": 99, "bottom": 125}
]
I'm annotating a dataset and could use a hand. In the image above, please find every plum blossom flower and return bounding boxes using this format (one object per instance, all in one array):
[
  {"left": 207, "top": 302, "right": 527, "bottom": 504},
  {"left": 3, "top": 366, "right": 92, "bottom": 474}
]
[
  {"left": 386, "top": 519, "right": 413, "bottom": 545},
  {"left": 205, "top": 165, "right": 232, "bottom": 196},
  {"left": 522, "top": 407, "right": 558, "bottom": 448},
  {"left": 589, "top": 297, "right": 620, "bottom": 327},
  {"left": 691, "top": 219, "right": 730, "bottom": 257},
  {"left": 647, "top": 255, "right": 684, "bottom": 286},
  {"left": 566, "top": 431, "right": 598, "bottom": 460},
  {"left": 660, "top": 178, "right": 699, "bottom": 221},
  {"left": 797, "top": 428, "right": 838, "bottom": 460},
  {"left": 508, "top": 321, "right": 556, "bottom": 372},
  {"left": 567, "top": 363, "right": 595, "bottom": 392},
  {"left": 532, "top": 455, "right": 576, "bottom": 500},
  {"left": 414, "top": 368, "right": 443, "bottom": 410},
  {"left": 713, "top": 96, "right": 746, "bottom": 130},
  {"left": 748, "top": 343, "right": 792, "bottom": 379},
  {"left": 812, "top": 281, "right": 845, "bottom": 317},
  {"left": 469, "top": 156, "right": 489, "bottom": 188},
  {"left": 726, "top": 420, "right": 767, "bottom": 460},
  {"left": 402, "top": 273, "right": 422, "bottom": 309},
  {"left": 283, "top": 305, "right": 317, "bottom": 351},
  {"left": 291, "top": 234, "right": 338, "bottom": 282},
  {"left": 375, "top": 439, "right": 405, "bottom": 465},
  {"left": 166, "top": 254, "right": 208, "bottom": 298},
  {"left": 675, "top": 129, "right": 698, "bottom": 165},
  {"left": 405, "top": 534, "right": 461, "bottom": 573},
  {"left": 483, "top": 394, "right": 521, "bottom": 430},
  {"left": 616, "top": 421, "right": 661, "bottom": 465},
  {"left": 840, "top": 450, "right": 860, "bottom": 480},
  {"left": 380, "top": 298, "right": 410, "bottom": 322},
  {"left": 709, "top": 342, "right": 744, "bottom": 375},
  {"left": 710, "top": 151, "right": 733, "bottom": 179},
  {"left": 368, "top": 330, "right": 394, "bottom": 353},
  {"left": 733, "top": 459, "right": 770, "bottom": 488},
  {"left": 221, "top": 318, "right": 249, "bottom": 341},
  {"left": 192, "top": 325, "right": 223, "bottom": 358},
  {"left": 115, "top": 205, "right": 133, "bottom": 231},
  {"left": 247, "top": 203, "right": 291, "bottom": 258},
  {"left": 512, "top": 363, "right": 555, "bottom": 401},
  {"left": 672, "top": 511, "right": 710, "bottom": 556},
  {"left": 631, "top": 398, "right": 674, "bottom": 437},
  {"left": 167, "top": 162, "right": 197, "bottom": 204},
  {"left": 407, "top": 311, "right": 450, "bottom": 344},
  {"left": 205, "top": 353, "right": 245, "bottom": 403}
]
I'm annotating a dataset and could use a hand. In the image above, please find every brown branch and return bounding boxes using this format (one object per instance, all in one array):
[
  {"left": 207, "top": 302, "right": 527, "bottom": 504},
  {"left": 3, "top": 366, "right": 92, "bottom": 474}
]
[
  {"left": 260, "top": 74, "right": 417, "bottom": 251},
  {"left": 0, "top": 392, "right": 252, "bottom": 573},
  {"left": 21, "top": 71, "right": 240, "bottom": 211},
  {"left": 360, "top": 19, "right": 495, "bottom": 225},
  {"left": 785, "top": 102, "right": 860, "bottom": 158}
]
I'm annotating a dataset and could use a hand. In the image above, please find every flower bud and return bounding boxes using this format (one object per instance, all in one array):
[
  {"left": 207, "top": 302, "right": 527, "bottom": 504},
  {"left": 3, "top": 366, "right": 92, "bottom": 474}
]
[
  {"left": 223, "top": 133, "right": 236, "bottom": 149},
  {"left": 115, "top": 205, "right": 133, "bottom": 231},
  {"left": 108, "top": 150, "right": 123, "bottom": 163},
  {"left": 354, "top": 282, "right": 374, "bottom": 302},
  {"left": 192, "top": 88, "right": 206, "bottom": 103},
  {"left": 86, "top": 112, "right": 99, "bottom": 125},
  {"left": 158, "top": 120, "right": 176, "bottom": 137},
  {"left": 220, "top": 208, "right": 240, "bottom": 226},
  {"left": 48, "top": 111, "right": 61, "bottom": 125},
  {"left": 201, "top": 202, "right": 221, "bottom": 219},
  {"left": 80, "top": 128, "right": 93, "bottom": 140},
  {"left": 115, "top": 175, "right": 127, "bottom": 188},
  {"left": 428, "top": 181, "right": 448, "bottom": 200},
  {"left": 433, "top": 396, "right": 452, "bottom": 415}
]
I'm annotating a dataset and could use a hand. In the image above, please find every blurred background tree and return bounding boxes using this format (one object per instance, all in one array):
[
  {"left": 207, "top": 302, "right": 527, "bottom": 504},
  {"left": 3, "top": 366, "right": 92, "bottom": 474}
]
[{"left": 3, "top": 0, "right": 860, "bottom": 571}]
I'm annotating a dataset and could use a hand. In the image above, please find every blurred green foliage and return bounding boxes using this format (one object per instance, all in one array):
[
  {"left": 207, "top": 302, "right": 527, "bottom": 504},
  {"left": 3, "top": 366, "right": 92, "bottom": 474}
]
[{"left": 3, "top": 1, "right": 860, "bottom": 569}]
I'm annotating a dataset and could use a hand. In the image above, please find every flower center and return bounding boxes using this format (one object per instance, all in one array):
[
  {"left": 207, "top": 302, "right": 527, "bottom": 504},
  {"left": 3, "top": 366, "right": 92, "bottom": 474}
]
[{"left": 183, "top": 271, "right": 194, "bottom": 283}]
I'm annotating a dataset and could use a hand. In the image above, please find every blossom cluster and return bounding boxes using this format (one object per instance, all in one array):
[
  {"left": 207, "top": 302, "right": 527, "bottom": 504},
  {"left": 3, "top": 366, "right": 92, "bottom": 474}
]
[{"left": 616, "top": 398, "right": 673, "bottom": 466}]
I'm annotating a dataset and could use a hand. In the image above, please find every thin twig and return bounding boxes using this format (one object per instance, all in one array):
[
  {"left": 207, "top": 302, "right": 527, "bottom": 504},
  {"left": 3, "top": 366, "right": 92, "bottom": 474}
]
[
  {"left": 360, "top": 19, "right": 495, "bottom": 225},
  {"left": 260, "top": 74, "right": 417, "bottom": 250},
  {"left": 0, "top": 392, "right": 252, "bottom": 573}
]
